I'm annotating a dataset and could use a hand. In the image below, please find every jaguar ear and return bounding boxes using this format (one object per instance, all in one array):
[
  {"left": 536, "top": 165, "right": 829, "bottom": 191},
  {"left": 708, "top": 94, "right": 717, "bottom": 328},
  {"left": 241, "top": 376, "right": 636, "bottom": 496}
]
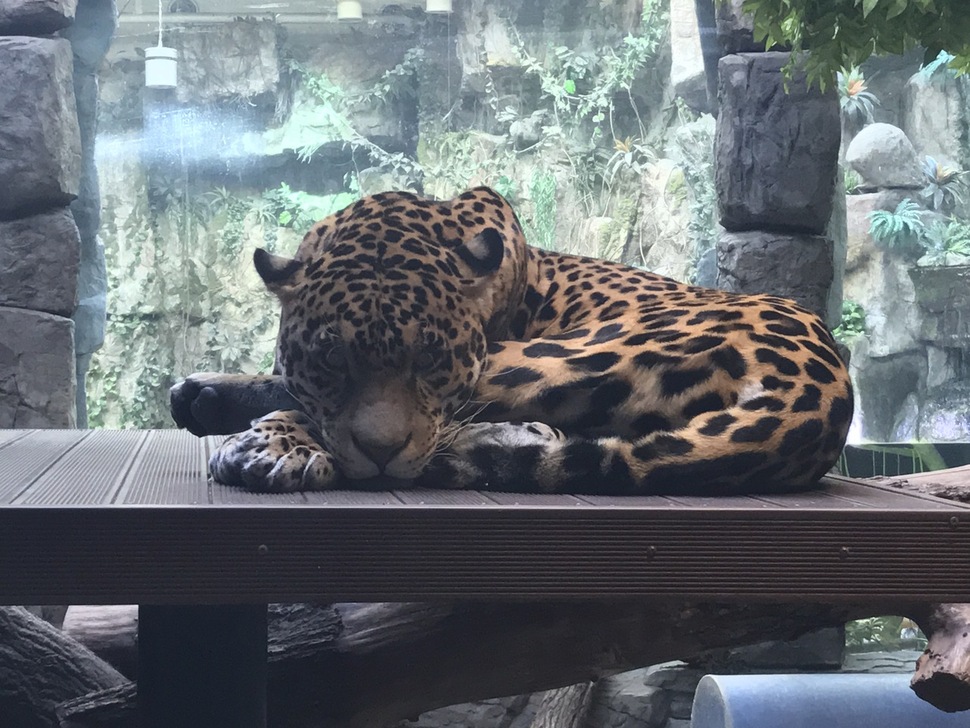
[
  {"left": 456, "top": 227, "right": 504, "bottom": 276},
  {"left": 254, "top": 248, "right": 303, "bottom": 295}
]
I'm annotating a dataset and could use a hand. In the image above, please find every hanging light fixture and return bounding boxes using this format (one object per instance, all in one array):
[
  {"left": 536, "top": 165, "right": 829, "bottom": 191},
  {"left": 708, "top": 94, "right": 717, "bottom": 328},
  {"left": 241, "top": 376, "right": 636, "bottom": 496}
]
[
  {"left": 426, "top": 0, "right": 453, "bottom": 13},
  {"left": 145, "top": 0, "right": 177, "bottom": 88},
  {"left": 336, "top": 0, "right": 363, "bottom": 21}
]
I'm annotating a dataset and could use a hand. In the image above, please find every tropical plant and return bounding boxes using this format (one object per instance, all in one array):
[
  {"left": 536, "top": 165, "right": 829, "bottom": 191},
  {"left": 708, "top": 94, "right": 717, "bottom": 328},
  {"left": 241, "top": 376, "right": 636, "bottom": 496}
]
[
  {"left": 845, "top": 616, "right": 925, "bottom": 651},
  {"left": 920, "top": 218, "right": 970, "bottom": 264},
  {"left": 921, "top": 156, "right": 966, "bottom": 213},
  {"left": 730, "top": 0, "right": 970, "bottom": 85},
  {"left": 833, "top": 299, "right": 867, "bottom": 341},
  {"left": 837, "top": 67, "right": 878, "bottom": 125},
  {"left": 527, "top": 170, "right": 558, "bottom": 250},
  {"left": 868, "top": 198, "right": 926, "bottom": 252},
  {"left": 603, "top": 136, "right": 655, "bottom": 189},
  {"left": 667, "top": 107, "right": 718, "bottom": 264},
  {"left": 844, "top": 168, "right": 863, "bottom": 194},
  {"left": 917, "top": 50, "right": 958, "bottom": 83}
]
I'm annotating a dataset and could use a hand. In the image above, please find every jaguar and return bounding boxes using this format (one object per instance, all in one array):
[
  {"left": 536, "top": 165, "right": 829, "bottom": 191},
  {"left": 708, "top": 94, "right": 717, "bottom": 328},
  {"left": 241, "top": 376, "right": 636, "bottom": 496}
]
[{"left": 170, "top": 186, "right": 853, "bottom": 495}]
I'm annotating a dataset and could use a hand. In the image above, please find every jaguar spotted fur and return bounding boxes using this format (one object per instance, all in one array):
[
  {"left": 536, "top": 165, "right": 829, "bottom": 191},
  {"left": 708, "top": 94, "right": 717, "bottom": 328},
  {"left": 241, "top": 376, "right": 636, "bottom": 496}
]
[{"left": 170, "top": 186, "right": 853, "bottom": 494}]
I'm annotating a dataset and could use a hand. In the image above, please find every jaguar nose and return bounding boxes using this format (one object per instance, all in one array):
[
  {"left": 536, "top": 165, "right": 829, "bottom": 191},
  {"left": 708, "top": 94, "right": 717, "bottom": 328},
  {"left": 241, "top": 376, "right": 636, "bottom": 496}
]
[{"left": 352, "top": 433, "right": 412, "bottom": 471}]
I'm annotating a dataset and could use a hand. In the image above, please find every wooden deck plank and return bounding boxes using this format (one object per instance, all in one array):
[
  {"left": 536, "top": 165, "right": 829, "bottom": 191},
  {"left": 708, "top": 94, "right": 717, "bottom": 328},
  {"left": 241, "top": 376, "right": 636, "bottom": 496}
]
[
  {"left": 2, "top": 430, "right": 970, "bottom": 604},
  {"left": 393, "top": 489, "right": 497, "bottom": 506},
  {"left": 15, "top": 430, "right": 146, "bottom": 505},
  {"left": 117, "top": 429, "right": 210, "bottom": 504},
  {"left": 483, "top": 492, "right": 589, "bottom": 506},
  {"left": 302, "top": 490, "right": 404, "bottom": 505},
  {"left": 747, "top": 479, "right": 905, "bottom": 509},
  {"left": 1, "top": 505, "right": 967, "bottom": 603},
  {"left": 661, "top": 494, "right": 780, "bottom": 510},
  {"left": 575, "top": 494, "right": 683, "bottom": 508},
  {"left": 902, "top": 464, "right": 970, "bottom": 487},
  {"left": 0, "top": 429, "right": 30, "bottom": 450},
  {"left": 822, "top": 476, "right": 964, "bottom": 509},
  {"left": 0, "top": 430, "right": 91, "bottom": 504}
]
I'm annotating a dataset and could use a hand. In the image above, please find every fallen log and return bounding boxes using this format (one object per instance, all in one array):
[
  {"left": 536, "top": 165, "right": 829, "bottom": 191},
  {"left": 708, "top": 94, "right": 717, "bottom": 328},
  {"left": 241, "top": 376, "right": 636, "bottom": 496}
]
[
  {"left": 911, "top": 603, "right": 970, "bottom": 712},
  {"left": 60, "top": 599, "right": 903, "bottom": 727},
  {"left": 0, "top": 607, "right": 125, "bottom": 728},
  {"left": 61, "top": 606, "right": 139, "bottom": 680}
]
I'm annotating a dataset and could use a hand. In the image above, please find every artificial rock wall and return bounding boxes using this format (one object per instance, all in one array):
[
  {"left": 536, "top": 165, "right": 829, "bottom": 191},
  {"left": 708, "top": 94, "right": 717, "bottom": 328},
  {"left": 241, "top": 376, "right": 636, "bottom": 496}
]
[
  {"left": 0, "top": 0, "right": 113, "bottom": 427},
  {"left": 709, "top": 6, "right": 842, "bottom": 325}
]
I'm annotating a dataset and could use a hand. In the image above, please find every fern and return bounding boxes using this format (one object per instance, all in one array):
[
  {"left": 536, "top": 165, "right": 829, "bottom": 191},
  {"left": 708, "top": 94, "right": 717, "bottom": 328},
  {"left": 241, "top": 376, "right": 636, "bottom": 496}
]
[{"left": 868, "top": 198, "right": 925, "bottom": 251}]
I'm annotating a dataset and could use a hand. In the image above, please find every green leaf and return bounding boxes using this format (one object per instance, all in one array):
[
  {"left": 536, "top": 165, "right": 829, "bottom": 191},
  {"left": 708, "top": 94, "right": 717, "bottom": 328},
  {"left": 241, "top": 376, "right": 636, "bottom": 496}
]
[
  {"left": 563, "top": 79, "right": 576, "bottom": 94},
  {"left": 862, "top": 0, "right": 880, "bottom": 18},
  {"left": 887, "top": 0, "right": 908, "bottom": 18}
]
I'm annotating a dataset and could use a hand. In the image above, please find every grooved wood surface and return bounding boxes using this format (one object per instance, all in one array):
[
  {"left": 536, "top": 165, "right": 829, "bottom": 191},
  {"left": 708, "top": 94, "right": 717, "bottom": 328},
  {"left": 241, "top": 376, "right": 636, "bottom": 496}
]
[{"left": 1, "top": 429, "right": 968, "bottom": 604}]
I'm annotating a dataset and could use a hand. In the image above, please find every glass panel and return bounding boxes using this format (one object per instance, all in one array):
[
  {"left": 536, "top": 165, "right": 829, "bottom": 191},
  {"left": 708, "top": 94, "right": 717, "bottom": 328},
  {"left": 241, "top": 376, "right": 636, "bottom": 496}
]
[{"left": 87, "top": 1, "right": 970, "bottom": 452}]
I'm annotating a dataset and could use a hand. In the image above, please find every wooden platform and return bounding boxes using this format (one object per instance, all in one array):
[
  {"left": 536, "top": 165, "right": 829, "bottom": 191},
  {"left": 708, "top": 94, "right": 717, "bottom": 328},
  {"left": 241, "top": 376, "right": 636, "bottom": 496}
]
[{"left": 2, "top": 428, "right": 970, "bottom": 605}]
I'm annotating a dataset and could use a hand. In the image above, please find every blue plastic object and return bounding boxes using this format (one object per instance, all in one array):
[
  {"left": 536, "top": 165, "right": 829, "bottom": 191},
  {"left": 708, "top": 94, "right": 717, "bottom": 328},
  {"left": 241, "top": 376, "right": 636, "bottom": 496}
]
[{"left": 691, "top": 673, "right": 970, "bottom": 728}]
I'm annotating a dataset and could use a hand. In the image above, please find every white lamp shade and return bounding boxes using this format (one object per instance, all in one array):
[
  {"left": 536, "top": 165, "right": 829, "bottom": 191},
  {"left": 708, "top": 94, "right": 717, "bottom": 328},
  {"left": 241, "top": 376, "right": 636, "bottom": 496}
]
[
  {"left": 426, "top": 0, "right": 452, "bottom": 12},
  {"left": 145, "top": 46, "right": 177, "bottom": 89},
  {"left": 337, "top": 0, "right": 362, "bottom": 20}
]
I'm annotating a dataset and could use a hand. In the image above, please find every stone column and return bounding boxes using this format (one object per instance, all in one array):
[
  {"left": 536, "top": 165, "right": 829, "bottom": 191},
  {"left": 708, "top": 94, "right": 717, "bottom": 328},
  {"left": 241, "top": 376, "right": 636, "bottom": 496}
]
[
  {"left": 0, "top": 0, "right": 83, "bottom": 427},
  {"left": 712, "top": 47, "right": 842, "bottom": 325},
  {"left": 65, "top": 0, "right": 116, "bottom": 427}
]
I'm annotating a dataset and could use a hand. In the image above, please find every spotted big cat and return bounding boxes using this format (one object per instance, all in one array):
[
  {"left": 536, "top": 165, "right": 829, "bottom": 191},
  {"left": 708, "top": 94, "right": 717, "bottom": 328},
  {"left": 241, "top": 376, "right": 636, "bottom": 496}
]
[{"left": 170, "top": 186, "right": 852, "bottom": 494}]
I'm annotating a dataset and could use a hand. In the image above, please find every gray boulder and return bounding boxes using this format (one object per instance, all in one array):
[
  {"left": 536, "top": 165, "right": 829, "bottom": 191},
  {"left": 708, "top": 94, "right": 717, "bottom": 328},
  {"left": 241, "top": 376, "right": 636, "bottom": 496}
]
[
  {"left": 509, "top": 110, "right": 550, "bottom": 151},
  {"left": 587, "top": 671, "right": 669, "bottom": 727},
  {"left": 716, "top": 52, "right": 840, "bottom": 235},
  {"left": 0, "top": 36, "right": 81, "bottom": 215},
  {"left": 0, "top": 208, "right": 80, "bottom": 317},
  {"left": 0, "top": 307, "right": 76, "bottom": 428},
  {"left": 715, "top": 0, "right": 761, "bottom": 53},
  {"left": 716, "top": 230, "right": 834, "bottom": 319},
  {"left": 918, "top": 380, "right": 970, "bottom": 441},
  {"left": 845, "top": 123, "right": 924, "bottom": 189},
  {"left": 0, "top": 0, "right": 75, "bottom": 35},
  {"left": 900, "top": 74, "right": 967, "bottom": 175}
]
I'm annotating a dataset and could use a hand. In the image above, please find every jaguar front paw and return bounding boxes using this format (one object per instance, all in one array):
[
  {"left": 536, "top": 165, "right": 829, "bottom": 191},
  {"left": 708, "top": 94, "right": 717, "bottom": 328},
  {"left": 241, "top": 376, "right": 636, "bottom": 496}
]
[
  {"left": 420, "top": 421, "right": 566, "bottom": 491},
  {"left": 209, "top": 411, "right": 340, "bottom": 492}
]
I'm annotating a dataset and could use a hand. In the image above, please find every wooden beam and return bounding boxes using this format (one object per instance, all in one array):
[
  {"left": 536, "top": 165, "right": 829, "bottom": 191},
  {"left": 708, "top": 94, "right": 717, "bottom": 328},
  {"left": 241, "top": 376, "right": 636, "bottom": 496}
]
[{"left": 138, "top": 605, "right": 268, "bottom": 728}]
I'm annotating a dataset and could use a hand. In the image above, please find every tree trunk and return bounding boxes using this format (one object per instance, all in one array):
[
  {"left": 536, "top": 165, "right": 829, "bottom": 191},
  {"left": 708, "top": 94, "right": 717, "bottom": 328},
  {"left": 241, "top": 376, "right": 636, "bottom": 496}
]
[
  {"left": 529, "top": 683, "right": 597, "bottom": 728},
  {"left": 59, "top": 599, "right": 909, "bottom": 727},
  {"left": 0, "top": 607, "right": 125, "bottom": 728},
  {"left": 911, "top": 603, "right": 970, "bottom": 712}
]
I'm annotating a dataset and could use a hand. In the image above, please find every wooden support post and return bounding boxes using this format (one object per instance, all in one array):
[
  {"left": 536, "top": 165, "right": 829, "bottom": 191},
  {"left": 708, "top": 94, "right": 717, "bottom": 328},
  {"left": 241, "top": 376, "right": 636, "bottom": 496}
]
[{"left": 138, "top": 604, "right": 268, "bottom": 728}]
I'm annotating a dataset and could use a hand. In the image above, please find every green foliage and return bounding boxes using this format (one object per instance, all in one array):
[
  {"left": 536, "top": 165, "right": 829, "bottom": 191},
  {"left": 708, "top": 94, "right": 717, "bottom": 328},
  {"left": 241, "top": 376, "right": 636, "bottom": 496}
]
[
  {"left": 528, "top": 170, "right": 558, "bottom": 250},
  {"left": 921, "top": 156, "right": 966, "bottom": 213},
  {"left": 287, "top": 62, "right": 423, "bottom": 188},
  {"left": 418, "top": 132, "right": 518, "bottom": 199},
  {"left": 504, "top": 0, "right": 667, "bottom": 209},
  {"left": 261, "top": 183, "right": 338, "bottom": 232},
  {"left": 837, "top": 67, "right": 878, "bottom": 125},
  {"left": 920, "top": 217, "right": 970, "bottom": 264},
  {"left": 205, "top": 186, "right": 250, "bottom": 258},
  {"left": 833, "top": 300, "right": 867, "bottom": 341},
  {"left": 868, "top": 198, "right": 926, "bottom": 251},
  {"left": 918, "top": 50, "right": 958, "bottom": 83},
  {"left": 733, "top": 0, "right": 970, "bottom": 85},
  {"left": 88, "top": 172, "right": 286, "bottom": 429},
  {"left": 603, "top": 136, "right": 655, "bottom": 190},
  {"left": 844, "top": 167, "right": 862, "bottom": 194},
  {"left": 667, "top": 107, "right": 718, "bottom": 268},
  {"left": 846, "top": 616, "right": 926, "bottom": 651}
]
